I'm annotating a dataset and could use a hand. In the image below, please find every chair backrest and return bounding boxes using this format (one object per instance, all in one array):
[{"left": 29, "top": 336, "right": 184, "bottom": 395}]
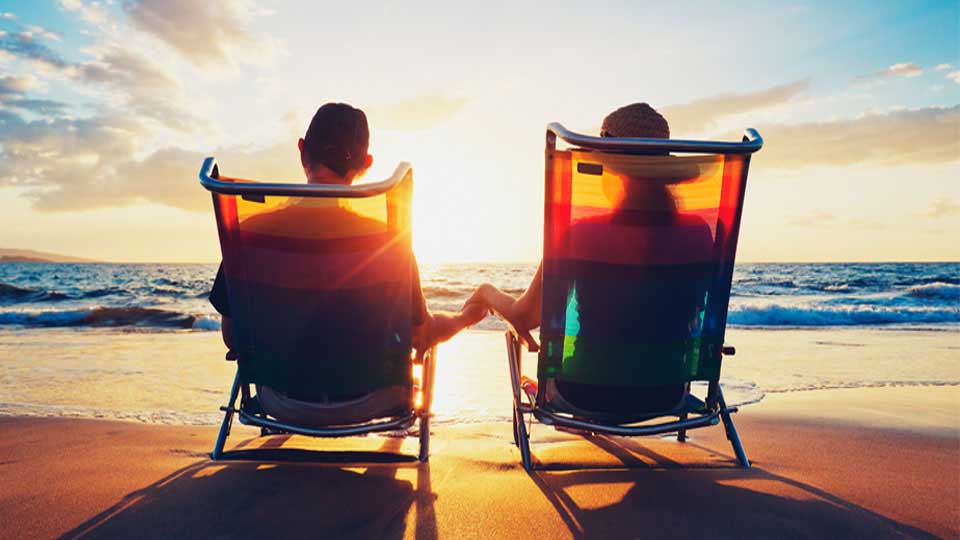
[
  {"left": 538, "top": 125, "right": 761, "bottom": 395},
  {"left": 201, "top": 159, "right": 415, "bottom": 399}
]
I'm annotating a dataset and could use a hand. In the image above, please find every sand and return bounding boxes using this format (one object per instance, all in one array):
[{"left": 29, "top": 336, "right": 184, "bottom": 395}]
[{"left": 1, "top": 385, "right": 957, "bottom": 540}]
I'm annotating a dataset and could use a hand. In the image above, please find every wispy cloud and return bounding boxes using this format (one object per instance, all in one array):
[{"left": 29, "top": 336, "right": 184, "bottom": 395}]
[
  {"left": 0, "top": 74, "right": 40, "bottom": 96},
  {"left": 0, "top": 106, "right": 298, "bottom": 212},
  {"left": 123, "top": 0, "right": 277, "bottom": 67},
  {"left": 24, "top": 25, "right": 61, "bottom": 41},
  {"left": 0, "top": 32, "right": 69, "bottom": 70},
  {"left": 661, "top": 80, "right": 809, "bottom": 135},
  {"left": 927, "top": 197, "right": 960, "bottom": 219},
  {"left": 2, "top": 98, "right": 71, "bottom": 116},
  {"left": 366, "top": 94, "right": 468, "bottom": 131},
  {"left": 934, "top": 63, "right": 952, "bottom": 71},
  {"left": 749, "top": 105, "right": 960, "bottom": 168},
  {"left": 877, "top": 62, "right": 923, "bottom": 78},
  {"left": 0, "top": 31, "right": 198, "bottom": 130},
  {"left": 58, "top": 0, "right": 110, "bottom": 28},
  {"left": 947, "top": 71, "right": 960, "bottom": 85},
  {"left": 788, "top": 210, "right": 836, "bottom": 227}
]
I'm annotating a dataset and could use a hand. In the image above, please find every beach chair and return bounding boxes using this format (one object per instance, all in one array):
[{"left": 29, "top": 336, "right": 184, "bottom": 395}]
[
  {"left": 505, "top": 124, "right": 763, "bottom": 470},
  {"left": 198, "top": 157, "right": 436, "bottom": 461}
]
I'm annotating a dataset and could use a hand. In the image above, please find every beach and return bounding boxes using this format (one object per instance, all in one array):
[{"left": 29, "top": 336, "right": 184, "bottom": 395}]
[
  {"left": 1, "top": 328, "right": 958, "bottom": 539},
  {"left": 1, "top": 386, "right": 957, "bottom": 540}
]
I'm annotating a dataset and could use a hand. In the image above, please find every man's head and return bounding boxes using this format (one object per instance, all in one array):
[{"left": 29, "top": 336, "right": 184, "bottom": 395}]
[
  {"left": 298, "top": 103, "right": 373, "bottom": 184},
  {"left": 600, "top": 103, "right": 670, "bottom": 139}
]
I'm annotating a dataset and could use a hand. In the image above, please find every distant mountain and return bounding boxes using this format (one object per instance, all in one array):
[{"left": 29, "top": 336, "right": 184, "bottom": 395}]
[{"left": 0, "top": 248, "right": 98, "bottom": 263}]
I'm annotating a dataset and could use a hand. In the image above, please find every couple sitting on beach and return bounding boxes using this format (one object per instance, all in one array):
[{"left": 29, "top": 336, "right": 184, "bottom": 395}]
[{"left": 209, "top": 100, "right": 686, "bottom": 423}]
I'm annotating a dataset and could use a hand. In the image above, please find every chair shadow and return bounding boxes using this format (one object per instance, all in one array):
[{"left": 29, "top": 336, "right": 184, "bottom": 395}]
[
  {"left": 59, "top": 436, "right": 438, "bottom": 540},
  {"left": 528, "top": 435, "right": 939, "bottom": 540}
]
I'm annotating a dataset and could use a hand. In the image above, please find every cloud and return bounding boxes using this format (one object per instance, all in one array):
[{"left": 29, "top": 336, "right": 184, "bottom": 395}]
[
  {"left": 123, "top": 0, "right": 276, "bottom": 67},
  {"left": 2, "top": 98, "right": 71, "bottom": 116},
  {"left": 58, "top": 0, "right": 109, "bottom": 27},
  {"left": 661, "top": 80, "right": 809, "bottom": 135},
  {"left": 928, "top": 197, "right": 960, "bottom": 219},
  {"left": 947, "top": 71, "right": 960, "bottom": 85},
  {"left": 0, "top": 32, "right": 69, "bottom": 70},
  {"left": 24, "top": 25, "right": 61, "bottom": 41},
  {"left": 0, "top": 74, "right": 39, "bottom": 96},
  {"left": 877, "top": 62, "right": 923, "bottom": 78},
  {"left": 0, "top": 32, "right": 198, "bottom": 130},
  {"left": 366, "top": 95, "right": 468, "bottom": 131},
  {"left": 935, "top": 64, "right": 952, "bottom": 71},
  {"left": 0, "top": 106, "right": 298, "bottom": 212},
  {"left": 1, "top": 12, "right": 15, "bottom": 20},
  {"left": 788, "top": 210, "right": 836, "bottom": 227},
  {"left": 749, "top": 105, "right": 960, "bottom": 168}
]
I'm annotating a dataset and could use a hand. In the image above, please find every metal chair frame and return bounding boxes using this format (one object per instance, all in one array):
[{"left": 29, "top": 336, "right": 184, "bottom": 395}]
[
  {"left": 507, "top": 124, "right": 763, "bottom": 471},
  {"left": 199, "top": 157, "right": 437, "bottom": 462}
]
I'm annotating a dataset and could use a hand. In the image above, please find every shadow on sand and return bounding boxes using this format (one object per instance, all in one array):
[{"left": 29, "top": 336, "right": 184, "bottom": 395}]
[
  {"left": 58, "top": 434, "right": 937, "bottom": 539},
  {"left": 528, "top": 434, "right": 939, "bottom": 539},
  {"left": 60, "top": 436, "right": 437, "bottom": 540}
]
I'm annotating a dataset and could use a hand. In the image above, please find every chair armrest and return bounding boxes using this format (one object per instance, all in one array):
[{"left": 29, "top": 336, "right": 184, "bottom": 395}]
[
  {"left": 722, "top": 345, "right": 736, "bottom": 356},
  {"left": 506, "top": 321, "right": 539, "bottom": 353}
]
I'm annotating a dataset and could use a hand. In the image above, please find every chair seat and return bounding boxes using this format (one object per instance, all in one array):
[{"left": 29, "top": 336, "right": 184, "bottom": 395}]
[
  {"left": 251, "top": 384, "right": 414, "bottom": 428},
  {"left": 539, "top": 378, "right": 708, "bottom": 425}
]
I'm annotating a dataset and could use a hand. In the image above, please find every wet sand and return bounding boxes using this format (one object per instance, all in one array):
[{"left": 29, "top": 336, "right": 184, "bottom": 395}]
[{"left": 1, "top": 385, "right": 957, "bottom": 540}]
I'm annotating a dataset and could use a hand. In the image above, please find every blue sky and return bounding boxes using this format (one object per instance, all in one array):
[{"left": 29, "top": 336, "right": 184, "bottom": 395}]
[{"left": 0, "top": 0, "right": 957, "bottom": 262}]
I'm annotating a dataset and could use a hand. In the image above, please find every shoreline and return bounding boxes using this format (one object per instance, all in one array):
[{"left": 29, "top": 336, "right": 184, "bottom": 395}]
[
  {"left": 1, "top": 326, "right": 958, "bottom": 428},
  {"left": 1, "top": 385, "right": 957, "bottom": 539}
]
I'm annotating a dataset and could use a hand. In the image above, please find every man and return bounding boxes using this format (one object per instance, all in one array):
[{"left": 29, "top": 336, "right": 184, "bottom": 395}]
[{"left": 209, "top": 102, "right": 484, "bottom": 425}]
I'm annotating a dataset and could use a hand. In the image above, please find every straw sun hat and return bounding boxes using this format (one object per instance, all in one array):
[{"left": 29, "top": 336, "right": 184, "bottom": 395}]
[{"left": 600, "top": 103, "right": 671, "bottom": 139}]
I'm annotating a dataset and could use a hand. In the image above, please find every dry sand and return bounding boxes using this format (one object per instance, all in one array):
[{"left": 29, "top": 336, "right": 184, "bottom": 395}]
[{"left": 0, "top": 386, "right": 957, "bottom": 540}]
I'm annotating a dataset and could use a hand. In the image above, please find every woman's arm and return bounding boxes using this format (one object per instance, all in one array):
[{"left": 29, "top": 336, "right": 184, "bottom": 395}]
[{"left": 471, "top": 262, "right": 543, "bottom": 331}]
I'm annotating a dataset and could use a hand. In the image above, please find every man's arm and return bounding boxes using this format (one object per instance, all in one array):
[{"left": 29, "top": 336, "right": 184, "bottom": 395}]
[{"left": 220, "top": 316, "right": 235, "bottom": 350}]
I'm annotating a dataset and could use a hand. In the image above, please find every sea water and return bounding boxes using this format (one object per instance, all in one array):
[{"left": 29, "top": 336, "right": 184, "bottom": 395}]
[{"left": 0, "top": 262, "right": 957, "bottom": 425}]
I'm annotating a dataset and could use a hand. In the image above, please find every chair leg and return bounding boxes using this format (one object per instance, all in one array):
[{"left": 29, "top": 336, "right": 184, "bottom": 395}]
[
  {"left": 418, "top": 412, "right": 430, "bottom": 462},
  {"left": 506, "top": 331, "right": 533, "bottom": 470},
  {"left": 718, "top": 387, "right": 750, "bottom": 468},
  {"left": 516, "top": 404, "right": 532, "bottom": 471},
  {"left": 677, "top": 382, "right": 690, "bottom": 442},
  {"left": 211, "top": 369, "right": 241, "bottom": 460},
  {"left": 418, "top": 345, "right": 437, "bottom": 463}
]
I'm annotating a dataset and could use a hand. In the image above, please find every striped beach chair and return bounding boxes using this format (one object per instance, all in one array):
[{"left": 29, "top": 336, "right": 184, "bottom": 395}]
[
  {"left": 506, "top": 124, "right": 763, "bottom": 470},
  {"left": 198, "top": 158, "right": 436, "bottom": 461}
]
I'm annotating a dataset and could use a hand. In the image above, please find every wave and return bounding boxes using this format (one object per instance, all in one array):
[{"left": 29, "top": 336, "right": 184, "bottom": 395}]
[
  {"left": 422, "top": 285, "right": 469, "bottom": 299},
  {"left": 903, "top": 282, "right": 960, "bottom": 301},
  {"left": 81, "top": 287, "right": 126, "bottom": 299},
  {"left": 0, "top": 282, "right": 69, "bottom": 303},
  {"left": 0, "top": 306, "right": 219, "bottom": 330},
  {"left": 728, "top": 303, "right": 959, "bottom": 326}
]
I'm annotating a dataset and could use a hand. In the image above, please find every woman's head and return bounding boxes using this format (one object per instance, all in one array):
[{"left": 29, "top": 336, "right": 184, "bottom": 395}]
[
  {"left": 601, "top": 103, "right": 669, "bottom": 139},
  {"left": 598, "top": 103, "right": 677, "bottom": 218}
]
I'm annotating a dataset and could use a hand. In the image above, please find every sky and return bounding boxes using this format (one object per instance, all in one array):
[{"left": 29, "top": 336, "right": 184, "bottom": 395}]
[{"left": 0, "top": 0, "right": 957, "bottom": 263}]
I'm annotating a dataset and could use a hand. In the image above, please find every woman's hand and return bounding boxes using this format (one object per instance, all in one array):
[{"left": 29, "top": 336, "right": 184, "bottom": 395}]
[{"left": 459, "top": 302, "right": 488, "bottom": 327}]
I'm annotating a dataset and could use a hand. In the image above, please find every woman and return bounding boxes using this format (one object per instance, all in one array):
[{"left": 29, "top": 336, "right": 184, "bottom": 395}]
[{"left": 466, "top": 102, "right": 702, "bottom": 415}]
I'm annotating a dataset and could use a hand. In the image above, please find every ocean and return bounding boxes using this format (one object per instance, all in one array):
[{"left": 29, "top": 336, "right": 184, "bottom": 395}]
[
  {"left": 1, "top": 262, "right": 958, "bottom": 331},
  {"left": 0, "top": 262, "right": 957, "bottom": 425}
]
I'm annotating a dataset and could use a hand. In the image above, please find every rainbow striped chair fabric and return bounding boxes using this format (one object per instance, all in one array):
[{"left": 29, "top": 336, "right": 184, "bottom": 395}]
[
  {"left": 199, "top": 158, "right": 436, "bottom": 461},
  {"left": 506, "top": 124, "right": 762, "bottom": 470}
]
